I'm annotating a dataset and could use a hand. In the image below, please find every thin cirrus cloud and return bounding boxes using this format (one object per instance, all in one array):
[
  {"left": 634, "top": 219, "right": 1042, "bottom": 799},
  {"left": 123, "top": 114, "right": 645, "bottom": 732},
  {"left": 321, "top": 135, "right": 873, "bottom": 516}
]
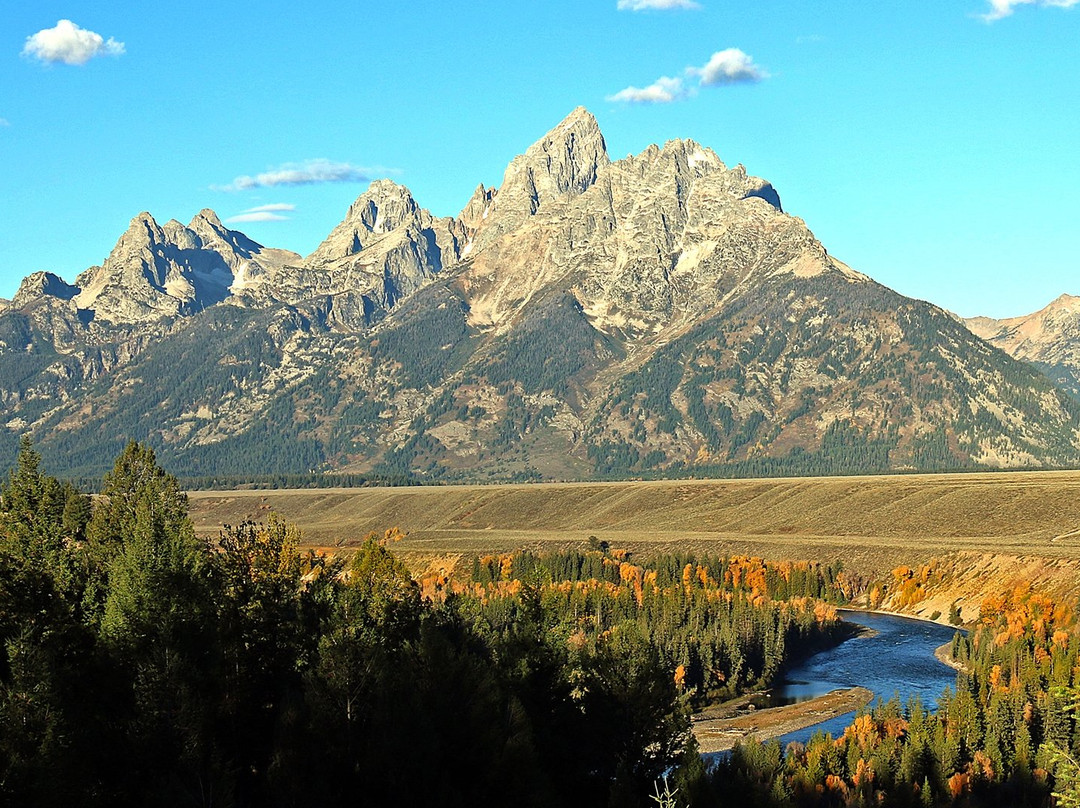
[
  {"left": 22, "top": 20, "right": 125, "bottom": 65},
  {"left": 981, "top": 0, "right": 1079, "bottom": 19},
  {"left": 244, "top": 204, "right": 296, "bottom": 213},
  {"left": 225, "top": 204, "right": 296, "bottom": 224},
  {"left": 215, "top": 159, "right": 379, "bottom": 191},
  {"left": 607, "top": 48, "right": 767, "bottom": 105},
  {"left": 617, "top": 0, "right": 702, "bottom": 10}
]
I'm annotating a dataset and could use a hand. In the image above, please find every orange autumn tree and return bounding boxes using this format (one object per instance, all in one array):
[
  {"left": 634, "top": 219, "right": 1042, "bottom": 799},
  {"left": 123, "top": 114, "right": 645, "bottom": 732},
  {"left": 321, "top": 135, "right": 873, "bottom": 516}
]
[{"left": 458, "top": 547, "right": 851, "bottom": 699}]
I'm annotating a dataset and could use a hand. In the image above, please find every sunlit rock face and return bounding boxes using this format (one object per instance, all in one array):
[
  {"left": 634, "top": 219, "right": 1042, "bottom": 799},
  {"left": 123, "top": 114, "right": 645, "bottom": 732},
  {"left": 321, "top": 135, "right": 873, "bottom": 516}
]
[
  {"left": 966, "top": 295, "right": 1080, "bottom": 400},
  {"left": 5, "top": 108, "right": 1080, "bottom": 478},
  {"left": 71, "top": 210, "right": 300, "bottom": 323}
]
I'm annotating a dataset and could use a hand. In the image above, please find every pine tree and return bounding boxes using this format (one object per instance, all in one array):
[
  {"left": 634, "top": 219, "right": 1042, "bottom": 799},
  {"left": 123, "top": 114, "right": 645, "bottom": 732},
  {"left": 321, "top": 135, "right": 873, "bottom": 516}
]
[{"left": 95, "top": 442, "right": 219, "bottom": 803}]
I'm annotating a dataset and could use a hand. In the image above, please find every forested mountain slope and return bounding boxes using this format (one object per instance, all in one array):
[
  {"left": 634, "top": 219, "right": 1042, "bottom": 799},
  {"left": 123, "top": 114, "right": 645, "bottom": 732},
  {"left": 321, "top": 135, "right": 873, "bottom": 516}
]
[{"left": 3, "top": 109, "right": 1079, "bottom": 479}]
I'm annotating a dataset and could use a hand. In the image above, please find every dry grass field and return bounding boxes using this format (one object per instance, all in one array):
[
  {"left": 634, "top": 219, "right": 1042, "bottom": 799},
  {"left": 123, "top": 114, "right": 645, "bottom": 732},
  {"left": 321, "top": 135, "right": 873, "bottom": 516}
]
[{"left": 188, "top": 469, "right": 1080, "bottom": 574}]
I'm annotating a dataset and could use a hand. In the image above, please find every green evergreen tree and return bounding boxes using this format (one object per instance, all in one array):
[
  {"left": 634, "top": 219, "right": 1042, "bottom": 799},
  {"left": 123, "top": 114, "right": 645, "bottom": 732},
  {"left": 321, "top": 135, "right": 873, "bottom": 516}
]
[
  {"left": 1042, "top": 687, "right": 1080, "bottom": 808},
  {"left": 95, "top": 443, "right": 220, "bottom": 805}
]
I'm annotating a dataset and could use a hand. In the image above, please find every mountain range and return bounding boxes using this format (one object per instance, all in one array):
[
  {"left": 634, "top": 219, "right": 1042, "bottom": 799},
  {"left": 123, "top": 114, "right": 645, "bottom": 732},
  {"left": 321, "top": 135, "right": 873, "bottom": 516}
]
[
  {"left": 965, "top": 296, "right": 1080, "bottom": 401},
  {"left": 3, "top": 107, "right": 1079, "bottom": 481}
]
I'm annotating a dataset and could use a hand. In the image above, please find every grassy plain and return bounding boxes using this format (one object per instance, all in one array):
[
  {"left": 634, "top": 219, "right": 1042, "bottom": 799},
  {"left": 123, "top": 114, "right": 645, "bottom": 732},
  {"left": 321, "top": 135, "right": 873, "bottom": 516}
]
[
  {"left": 188, "top": 469, "right": 1080, "bottom": 574},
  {"left": 188, "top": 471, "right": 1080, "bottom": 762}
]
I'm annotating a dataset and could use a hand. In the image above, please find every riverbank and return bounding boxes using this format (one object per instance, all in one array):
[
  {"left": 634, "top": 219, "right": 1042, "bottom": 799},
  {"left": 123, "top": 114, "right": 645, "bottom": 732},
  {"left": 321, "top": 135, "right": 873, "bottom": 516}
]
[
  {"left": 700, "top": 609, "right": 963, "bottom": 752},
  {"left": 840, "top": 605, "right": 963, "bottom": 630},
  {"left": 934, "top": 641, "right": 970, "bottom": 673},
  {"left": 692, "top": 687, "right": 875, "bottom": 753},
  {"left": 843, "top": 607, "right": 969, "bottom": 674}
]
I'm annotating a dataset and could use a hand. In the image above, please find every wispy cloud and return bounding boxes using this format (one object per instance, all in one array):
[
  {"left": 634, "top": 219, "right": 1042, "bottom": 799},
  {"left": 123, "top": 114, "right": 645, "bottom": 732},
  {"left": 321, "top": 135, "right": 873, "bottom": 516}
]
[
  {"left": 22, "top": 20, "right": 125, "bottom": 65},
  {"left": 606, "top": 76, "right": 687, "bottom": 104},
  {"left": 243, "top": 203, "right": 296, "bottom": 213},
  {"left": 981, "top": 0, "right": 1079, "bottom": 19},
  {"left": 608, "top": 48, "right": 767, "bottom": 105},
  {"left": 226, "top": 212, "right": 289, "bottom": 223},
  {"left": 0, "top": 118, "right": 9, "bottom": 128},
  {"left": 225, "top": 203, "right": 296, "bottom": 224},
  {"left": 690, "top": 48, "right": 768, "bottom": 86},
  {"left": 617, "top": 0, "right": 701, "bottom": 10},
  {"left": 216, "top": 159, "right": 379, "bottom": 191}
]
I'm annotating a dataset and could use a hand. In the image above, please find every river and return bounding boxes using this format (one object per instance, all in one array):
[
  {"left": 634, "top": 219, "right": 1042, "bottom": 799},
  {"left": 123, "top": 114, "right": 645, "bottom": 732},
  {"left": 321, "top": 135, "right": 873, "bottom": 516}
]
[{"left": 771, "top": 610, "right": 961, "bottom": 745}]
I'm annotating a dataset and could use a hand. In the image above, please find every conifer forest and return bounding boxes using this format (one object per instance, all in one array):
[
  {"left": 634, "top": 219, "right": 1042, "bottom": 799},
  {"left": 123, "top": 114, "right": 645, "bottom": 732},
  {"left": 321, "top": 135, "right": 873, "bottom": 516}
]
[{"left": 2, "top": 441, "right": 1080, "bottom": 807}]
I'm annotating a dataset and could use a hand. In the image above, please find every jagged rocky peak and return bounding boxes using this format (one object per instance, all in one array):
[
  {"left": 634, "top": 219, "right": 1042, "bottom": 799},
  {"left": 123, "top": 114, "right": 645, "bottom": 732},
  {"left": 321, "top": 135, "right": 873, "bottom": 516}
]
[
  {"left": 353, "top": 179, "right": 421, "bottom": 233},
  {"left": 113, "top": 209, "right": 226, "bottom": 254},
  {"left": 963, "top": 293, "right": 1080, "bottom": 400},
  {"left": 718, "top": 162, "right": 783, "bottom": 210},
  {"left": 186, "top": 208, "right": 226, "bottom": 246},
  {"left": 92, "top": 211, "right": 169, "bottom": 277},
  {"left": 191, "top": 208, "right": 223, "bottom": 229},
  {"left": 627, "top": 139, "right": 782, "bottom": 211},
  {"left": 743, "top": 177, "right": 782, "bottom": 210},
  {"left": 968, "top": 294, "right": 1080, "bottom": 338},
  {"left": 162, "top": 218, "right": 199, "bottom": 249},
  {"left": 636, "top": 138, "right": 725, "bottom": 173},
  {"left": 1044, "top": 293, "right": 1080, "bottom": 317},
  {"left": 966, "top": 293, "right": 1080, "bottom": 358},
  {"left": 492, "top": 107, "right": 610, "bottom": 216},
  {"left": 520, "top": 106, "right": 609, "bottom": 199},
  {"left": 305, "top": 179, "right": 426, "bottom": 266},
  {"left": 459, "top": 183, "right": 497, "bottom": 232},
  {"left": 11, "top": 271, "right": 79, "bottom": 309},
  {"left": 67, "top": 208, "right": 287, "bottom": 323},
  {"left": 117, "top": 211, "right": 165, "bottom": 248},
  {"left": 186, "top": 208, "right": 270, "bottom": 261}
]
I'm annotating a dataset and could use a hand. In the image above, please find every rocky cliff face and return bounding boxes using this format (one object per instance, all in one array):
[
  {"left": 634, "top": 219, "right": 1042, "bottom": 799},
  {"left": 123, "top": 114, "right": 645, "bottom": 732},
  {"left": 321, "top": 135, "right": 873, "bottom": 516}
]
[
  {"left": 71, "top": 210, "right": 301, "bottom": 322},
  {"left": 966, "top": 295, "right": 1080, "bottom": 399},
  {"left": 275, "top": 180, "right": 468, "bottom": 328},
  {"left": 3, "top": 108, "right": 1079, "bottom": 479},
  {"left": 460, "top": 109, "right": 794, "bottom": 341}
]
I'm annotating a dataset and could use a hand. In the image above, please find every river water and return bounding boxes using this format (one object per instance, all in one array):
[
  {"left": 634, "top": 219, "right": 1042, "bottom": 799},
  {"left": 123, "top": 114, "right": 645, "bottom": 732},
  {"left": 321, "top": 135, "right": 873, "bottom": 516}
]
[{"left": 772, "top": 610, "right": 961, "bottom": 745}]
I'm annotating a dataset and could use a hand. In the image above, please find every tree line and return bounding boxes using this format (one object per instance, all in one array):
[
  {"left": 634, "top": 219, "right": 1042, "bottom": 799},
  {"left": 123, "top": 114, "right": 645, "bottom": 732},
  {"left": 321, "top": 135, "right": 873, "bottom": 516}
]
[
  {"left": 707, "top": 580, "right": 1080, "bottom": 807},
  {"left": 5, "top": 436, "right": 1080, "bottom": 807},
  {"left": 0, "top": 437, "right": 860, "bottom": 807}
]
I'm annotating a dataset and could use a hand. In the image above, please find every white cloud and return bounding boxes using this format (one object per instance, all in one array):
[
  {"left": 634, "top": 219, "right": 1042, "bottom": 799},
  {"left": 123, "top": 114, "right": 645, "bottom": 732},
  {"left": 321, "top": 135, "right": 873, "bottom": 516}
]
[
  {"left": 617, "top": 0, "right": 701, "bottom": 10},
  {"left": 242, "top": 203, "right": 296, "bottom": 213},
  {"left": 608, "top": 47, "right": 767, "bottom": 105},
  {"left": 225, "top": 203, "right": 296, "bottom": 223},
  {"left": 691, "top": 48, "right": 767, "bottom": 86},
  {"left": 981, "top": 0, "right": 1079, "bottom": 20},
  {"left": 225, "top": 212, "right": 290, "bottom": 223},
  {"left": 217, "top": 159, "right": 376, "bottom": 191},
  {"left": 607, "top": 76, "right": 687, "bottom": 104},
  {"left": 22, "top": 20, "right": 125, "bottom": 65}
]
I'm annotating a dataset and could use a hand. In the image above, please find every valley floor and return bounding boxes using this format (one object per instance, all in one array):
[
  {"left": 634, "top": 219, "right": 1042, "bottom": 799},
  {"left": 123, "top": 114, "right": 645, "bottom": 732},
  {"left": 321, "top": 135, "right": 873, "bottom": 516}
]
[{"left": 188, "top": 469, "right": 1080, "bottom": 576}]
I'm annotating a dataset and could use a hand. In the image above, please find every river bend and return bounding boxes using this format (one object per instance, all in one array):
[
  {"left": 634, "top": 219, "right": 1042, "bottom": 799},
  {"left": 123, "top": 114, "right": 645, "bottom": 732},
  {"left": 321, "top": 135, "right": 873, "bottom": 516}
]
[{"left": 773, "top": 610, "right": 960, "bottom": 745}]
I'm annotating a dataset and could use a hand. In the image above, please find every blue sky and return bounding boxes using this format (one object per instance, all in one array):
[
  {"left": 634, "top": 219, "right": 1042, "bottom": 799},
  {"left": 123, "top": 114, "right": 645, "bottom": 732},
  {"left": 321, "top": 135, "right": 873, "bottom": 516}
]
[{"left": 1, "top": 0, "right": 1077, "bottom": 318}]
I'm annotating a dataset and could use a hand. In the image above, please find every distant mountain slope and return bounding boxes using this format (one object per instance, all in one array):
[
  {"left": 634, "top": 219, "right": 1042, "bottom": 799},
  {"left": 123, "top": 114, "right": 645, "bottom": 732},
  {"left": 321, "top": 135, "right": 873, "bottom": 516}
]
[
  {"left": 966, "top": 294, "right": 1080, "bottom": 400},
  {"left": 3, "top": 108, "right": 1079, "bottom": 479}
]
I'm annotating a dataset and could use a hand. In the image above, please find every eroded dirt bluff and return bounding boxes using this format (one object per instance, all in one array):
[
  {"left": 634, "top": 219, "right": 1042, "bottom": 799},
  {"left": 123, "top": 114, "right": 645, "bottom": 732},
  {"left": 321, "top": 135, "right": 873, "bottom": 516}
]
[{"left": 879, "top": 552, "right": 1080, "bottom": 625}]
